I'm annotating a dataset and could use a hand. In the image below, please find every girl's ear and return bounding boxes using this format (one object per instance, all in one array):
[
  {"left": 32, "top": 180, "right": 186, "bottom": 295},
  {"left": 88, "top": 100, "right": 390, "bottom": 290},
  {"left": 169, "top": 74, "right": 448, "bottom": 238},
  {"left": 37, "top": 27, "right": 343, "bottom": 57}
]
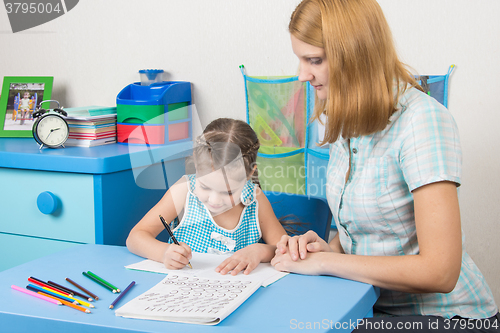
[{"left": 247, "top": 164, "right": 257, "bottom": 180}]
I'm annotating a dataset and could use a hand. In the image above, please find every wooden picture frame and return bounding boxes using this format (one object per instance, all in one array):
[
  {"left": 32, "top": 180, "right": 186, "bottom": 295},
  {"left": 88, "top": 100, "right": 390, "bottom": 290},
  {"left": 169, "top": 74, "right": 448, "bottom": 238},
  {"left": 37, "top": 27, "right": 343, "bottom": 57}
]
[{"left": 0, "top": 76, "right": 53, "bottom": 137}]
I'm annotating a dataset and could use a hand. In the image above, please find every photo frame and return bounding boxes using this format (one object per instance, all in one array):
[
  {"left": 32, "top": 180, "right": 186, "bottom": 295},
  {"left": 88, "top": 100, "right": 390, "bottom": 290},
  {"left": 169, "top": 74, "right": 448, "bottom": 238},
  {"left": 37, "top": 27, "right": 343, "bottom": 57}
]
[{"left": 0, "top": 76, "right": 53, "bottom": 137}]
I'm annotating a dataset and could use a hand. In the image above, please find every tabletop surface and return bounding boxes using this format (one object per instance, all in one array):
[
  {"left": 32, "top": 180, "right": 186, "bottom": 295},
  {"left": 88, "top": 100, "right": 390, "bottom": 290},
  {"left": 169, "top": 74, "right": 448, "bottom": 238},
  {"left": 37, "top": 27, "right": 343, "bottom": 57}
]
[
  {"left": 0, "top": 244, "right": 379, "bottom": 333},
  {"left": 0, "top": 138, "right": 192, "bottom": 174}
]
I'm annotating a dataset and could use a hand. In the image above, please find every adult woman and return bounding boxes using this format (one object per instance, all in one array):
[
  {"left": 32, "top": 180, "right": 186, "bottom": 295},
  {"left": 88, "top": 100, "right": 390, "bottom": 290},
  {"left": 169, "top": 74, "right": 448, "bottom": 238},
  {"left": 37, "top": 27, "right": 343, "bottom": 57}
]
[{"left": 271, "top": 0, "right": 499, "bottom": 330}]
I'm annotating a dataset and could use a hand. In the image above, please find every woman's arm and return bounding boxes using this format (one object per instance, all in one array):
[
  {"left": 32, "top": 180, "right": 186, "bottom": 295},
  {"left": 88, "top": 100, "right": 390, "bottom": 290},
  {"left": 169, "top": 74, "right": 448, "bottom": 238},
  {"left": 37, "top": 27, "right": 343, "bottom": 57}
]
[
  {"left": 216, "top": 189, "right": 287, "bottom": 275},
  {"left": 272, "top": 181, "right": 462, "bottom": 293},
  {"left": 126, "top": 178, "right": 191, "bottom": 268},
  {"left": 328, "top": 233, "right": 344, "bottom": 253}
]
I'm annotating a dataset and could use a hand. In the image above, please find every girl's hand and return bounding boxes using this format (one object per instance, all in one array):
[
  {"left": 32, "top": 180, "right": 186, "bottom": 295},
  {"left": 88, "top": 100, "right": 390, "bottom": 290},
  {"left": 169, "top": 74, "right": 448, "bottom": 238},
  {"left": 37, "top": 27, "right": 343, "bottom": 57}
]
[
  {"left": 215, "top": 244, "right": 264, "bottom": 276},
  {"left": 162, "top": 242, "right": 192, "bottom": 269},
  {"left": 276, "top": 230, "right": 331, "bottom": 260}
]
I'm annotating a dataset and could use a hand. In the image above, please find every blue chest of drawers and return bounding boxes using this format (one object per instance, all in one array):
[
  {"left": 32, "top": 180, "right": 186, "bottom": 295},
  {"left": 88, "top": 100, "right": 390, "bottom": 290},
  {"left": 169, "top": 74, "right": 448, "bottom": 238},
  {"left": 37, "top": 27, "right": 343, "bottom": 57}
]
[{"left": 0, "top": 138, "right": 191, "bottom": 271}]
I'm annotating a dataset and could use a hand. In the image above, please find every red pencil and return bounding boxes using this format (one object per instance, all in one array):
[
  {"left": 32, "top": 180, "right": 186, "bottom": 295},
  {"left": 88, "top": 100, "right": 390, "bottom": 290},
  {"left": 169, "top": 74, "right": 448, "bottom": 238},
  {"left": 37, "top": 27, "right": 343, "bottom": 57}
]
[{"left": 28, "top": 277, "right": 71, "bottom": 296}]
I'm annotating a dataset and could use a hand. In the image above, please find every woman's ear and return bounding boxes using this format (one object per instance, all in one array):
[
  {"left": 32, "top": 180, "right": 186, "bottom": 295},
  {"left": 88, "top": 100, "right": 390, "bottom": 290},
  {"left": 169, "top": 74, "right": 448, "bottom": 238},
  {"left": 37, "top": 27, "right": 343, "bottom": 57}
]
[{"left": 247, "top": 164, "right": 258, "bottom": 180}]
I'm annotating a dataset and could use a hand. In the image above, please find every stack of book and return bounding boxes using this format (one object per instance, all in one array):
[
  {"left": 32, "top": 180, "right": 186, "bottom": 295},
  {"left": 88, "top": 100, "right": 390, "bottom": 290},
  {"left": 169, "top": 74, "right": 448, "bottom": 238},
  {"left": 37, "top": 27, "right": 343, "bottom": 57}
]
[{"left": 64, "top": 106, "right": 117, "bottom": 147}]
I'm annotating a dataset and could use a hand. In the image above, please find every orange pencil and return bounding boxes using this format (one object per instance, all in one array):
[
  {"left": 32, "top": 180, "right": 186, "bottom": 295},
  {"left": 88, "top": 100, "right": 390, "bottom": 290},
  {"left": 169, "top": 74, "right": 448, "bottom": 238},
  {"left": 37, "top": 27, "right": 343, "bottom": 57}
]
[{"left": 41, "top": 292, "right": 91, "bottom": 314}]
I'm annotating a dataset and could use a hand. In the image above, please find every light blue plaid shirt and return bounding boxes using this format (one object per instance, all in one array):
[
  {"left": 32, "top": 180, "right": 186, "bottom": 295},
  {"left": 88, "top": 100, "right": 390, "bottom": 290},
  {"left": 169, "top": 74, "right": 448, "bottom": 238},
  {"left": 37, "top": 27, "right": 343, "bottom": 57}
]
[
  {"left": 326, "top": 87, "right": 498, "bottom": 319},
  {"left": 169, "top": 174, "right": 262, "bottom": 254}
]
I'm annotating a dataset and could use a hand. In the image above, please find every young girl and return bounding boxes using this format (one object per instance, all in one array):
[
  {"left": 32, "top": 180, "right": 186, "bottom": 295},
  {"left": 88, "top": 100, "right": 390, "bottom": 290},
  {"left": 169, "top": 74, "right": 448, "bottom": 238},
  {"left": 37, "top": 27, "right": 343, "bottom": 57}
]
[{"left": 127, "top": 118, "right": 287, "bottom": 276}]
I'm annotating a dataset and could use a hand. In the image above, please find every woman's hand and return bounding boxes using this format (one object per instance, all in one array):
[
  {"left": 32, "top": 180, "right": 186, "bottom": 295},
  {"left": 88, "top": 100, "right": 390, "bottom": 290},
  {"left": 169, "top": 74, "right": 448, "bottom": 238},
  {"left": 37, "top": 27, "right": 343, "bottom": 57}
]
[
  {"left": 271, "top": 249, "right": 329, "bottom": 275},
  {"left": 215, "top": 244, "right": 267, "bottom": 276},
  {"left": 276, "top": 230, "right": 332, "bottom": 261},
  {"left": 162, "top": 242, "right": 192, "bottom": 269}
]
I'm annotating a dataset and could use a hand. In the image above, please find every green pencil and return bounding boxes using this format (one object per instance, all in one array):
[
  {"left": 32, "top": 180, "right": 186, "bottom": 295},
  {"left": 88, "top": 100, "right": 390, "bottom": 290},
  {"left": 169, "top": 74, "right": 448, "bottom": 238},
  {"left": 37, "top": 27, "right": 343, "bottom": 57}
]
[
  {"left": 82, "top": 272, "right": 119, "bottom": 293},
  {"left": 87, "top": 271, "right": 121, "bottom": 293},
  {"left": 86, "top": 271, "right": 120, "bottom": 293}
]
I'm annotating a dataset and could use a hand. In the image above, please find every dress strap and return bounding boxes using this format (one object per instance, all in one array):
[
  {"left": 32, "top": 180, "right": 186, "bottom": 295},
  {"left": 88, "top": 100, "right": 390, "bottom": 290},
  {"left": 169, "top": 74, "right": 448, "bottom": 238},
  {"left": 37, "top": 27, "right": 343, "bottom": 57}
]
[{"left": 240, "top": 180, "right": 256, "bottom": 206}]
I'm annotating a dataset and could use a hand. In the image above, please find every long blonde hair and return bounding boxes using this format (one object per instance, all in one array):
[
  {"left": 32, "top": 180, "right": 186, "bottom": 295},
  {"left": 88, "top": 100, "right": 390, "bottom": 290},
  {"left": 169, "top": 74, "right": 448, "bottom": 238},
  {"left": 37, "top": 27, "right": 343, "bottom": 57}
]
[{"left": 289, "top": 0, "right": 421, "bottom": 144}]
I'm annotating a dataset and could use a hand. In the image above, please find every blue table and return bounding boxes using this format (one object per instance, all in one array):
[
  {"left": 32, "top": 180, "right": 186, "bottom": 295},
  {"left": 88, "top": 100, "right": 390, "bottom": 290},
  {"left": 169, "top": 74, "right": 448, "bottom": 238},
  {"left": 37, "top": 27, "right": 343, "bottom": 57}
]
[{"left": 0, "top": 244, "right": 379, "bottom": 332}]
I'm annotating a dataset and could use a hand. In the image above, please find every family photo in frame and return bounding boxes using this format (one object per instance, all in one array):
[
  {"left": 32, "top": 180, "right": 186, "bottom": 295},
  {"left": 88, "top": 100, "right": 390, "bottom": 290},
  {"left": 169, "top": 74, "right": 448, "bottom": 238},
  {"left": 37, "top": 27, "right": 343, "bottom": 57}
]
[{"left": 0, "top": 76, "right": 53, "bottom": 137}]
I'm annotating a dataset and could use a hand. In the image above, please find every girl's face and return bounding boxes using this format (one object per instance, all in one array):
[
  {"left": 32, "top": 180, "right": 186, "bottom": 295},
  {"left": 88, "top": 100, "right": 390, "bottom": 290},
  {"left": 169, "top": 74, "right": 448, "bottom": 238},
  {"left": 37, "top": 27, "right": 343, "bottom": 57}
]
[
  {"left": 291, "top": 34, "right": 329, "bottom": 100},
  {"left": 195, "top": 168, "right": 247, "bottom": 216},
  {"left": 23, "top": 92, "right": 30, "bottom": 99}
]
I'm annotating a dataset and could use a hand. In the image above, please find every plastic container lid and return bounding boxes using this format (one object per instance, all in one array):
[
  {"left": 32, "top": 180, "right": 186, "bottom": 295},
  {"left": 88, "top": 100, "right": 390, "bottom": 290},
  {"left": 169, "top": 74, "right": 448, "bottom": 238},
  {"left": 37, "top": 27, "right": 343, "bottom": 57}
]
[{"left": 139, "top": 69, "right": 164, "bottom": 85}]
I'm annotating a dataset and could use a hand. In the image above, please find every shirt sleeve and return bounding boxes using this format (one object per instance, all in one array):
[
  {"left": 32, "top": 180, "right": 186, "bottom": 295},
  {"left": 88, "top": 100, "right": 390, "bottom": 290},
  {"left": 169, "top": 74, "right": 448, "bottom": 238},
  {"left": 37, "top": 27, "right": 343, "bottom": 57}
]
[{"left": 400, "top": 96, "right": 462, "bottom": 192}]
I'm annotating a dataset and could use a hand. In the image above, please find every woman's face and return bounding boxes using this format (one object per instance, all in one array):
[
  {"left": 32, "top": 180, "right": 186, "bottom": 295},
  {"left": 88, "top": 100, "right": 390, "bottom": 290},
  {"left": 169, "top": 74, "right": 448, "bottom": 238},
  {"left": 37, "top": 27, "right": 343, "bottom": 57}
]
[{"left": 291, "top": 34, "right": 329, "bottom": 100}]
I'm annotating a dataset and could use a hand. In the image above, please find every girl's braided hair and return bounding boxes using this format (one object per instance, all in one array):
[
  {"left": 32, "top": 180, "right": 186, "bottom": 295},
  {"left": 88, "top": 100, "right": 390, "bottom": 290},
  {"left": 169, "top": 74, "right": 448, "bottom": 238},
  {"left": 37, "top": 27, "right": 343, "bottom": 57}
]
[{"left": 193, "top": 118, "right": 261, "bottom": 186}]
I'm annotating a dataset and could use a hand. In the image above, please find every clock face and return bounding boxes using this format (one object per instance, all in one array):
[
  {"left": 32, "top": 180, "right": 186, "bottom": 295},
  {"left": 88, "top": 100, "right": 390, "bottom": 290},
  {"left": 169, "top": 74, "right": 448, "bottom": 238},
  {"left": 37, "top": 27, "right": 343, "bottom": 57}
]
[{"left": 35, "top": 114, "right": 69, "bottom": 148}]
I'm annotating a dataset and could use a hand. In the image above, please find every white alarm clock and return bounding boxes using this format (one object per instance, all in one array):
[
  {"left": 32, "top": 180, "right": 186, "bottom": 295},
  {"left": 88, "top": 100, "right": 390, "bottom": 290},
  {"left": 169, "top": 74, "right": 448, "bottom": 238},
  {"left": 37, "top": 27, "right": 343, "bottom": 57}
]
[{"left": 32, "top": 100, "right": 69, "bottom": 149}]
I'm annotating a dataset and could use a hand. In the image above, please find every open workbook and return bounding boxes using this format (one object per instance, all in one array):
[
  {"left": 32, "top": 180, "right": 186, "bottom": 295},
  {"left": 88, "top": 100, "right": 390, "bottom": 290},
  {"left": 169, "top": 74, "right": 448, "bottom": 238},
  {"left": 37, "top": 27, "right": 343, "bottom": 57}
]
[
  {"left": 124, "top": 252, "right": 288, "bottom": 287},
  {"left": 115, "top": 274, "right": 261, "bottom": 325},
  {"left": 116, "top": 253, "right": 288, "bottom": 325}
]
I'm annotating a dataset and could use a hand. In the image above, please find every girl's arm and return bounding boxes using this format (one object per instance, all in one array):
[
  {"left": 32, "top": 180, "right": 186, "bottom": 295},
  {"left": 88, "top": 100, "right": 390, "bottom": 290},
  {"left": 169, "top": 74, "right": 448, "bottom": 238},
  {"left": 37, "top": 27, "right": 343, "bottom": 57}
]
[
  {"left": 272, "top": 181, "right": 462, "bottom": 294},
  {"left": 257, "top": 189, "right": 289, "bottom": 252},
  {"left": 126, "top": 178, "right": 191, "bottom": 269},
  {"left": 216, "top": 189, "right": 287, "bottom": 275}
]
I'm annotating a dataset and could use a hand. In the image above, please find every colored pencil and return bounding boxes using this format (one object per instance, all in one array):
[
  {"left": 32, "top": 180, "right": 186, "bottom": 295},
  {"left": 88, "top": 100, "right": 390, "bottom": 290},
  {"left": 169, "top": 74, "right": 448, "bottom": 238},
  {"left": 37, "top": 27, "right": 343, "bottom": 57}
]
[
  {"left": 46, "top": 289, "right": 94, "bottom": 308},
  {"left": 46, "top": 281, "right": 76, "bottom": 296},
  {"left": 159, "top": 214, "right": 192, "bottom": 268},
  {"left": 72, "top": 297, "right": 94, "bottom": 308},
  {"left": 109, "top": 281, "right": 135, "bottom": 309},
  {"left": 28, "top": 277, "right": 71, "bottom": 296},
  {"left": 41, "top": 286, "right": 82, "bottom": 304},
  {"left": 41, "top": 292, "right": 91, "bottom": 314},
  {"left": 26, "top": 284, "right": 78, "bottom": 304},
  {"left": 11, "top": 285, "right": 62, "bottom": 305},
  {"left": 47, "top": 280, "right": 93, "bottom": 302},
  {"left": 28, "top": 276, "right": 51, "bottom": 287},
  {"left": 66, "top": 277, "right": 99, "bottom": 300},
  {"left": 82, "top": 272, "right": 117, "bottom": 293},
  {"left": 33, "top": 284, "right": 94, "bottom": 308},
  {"left": 86, "top": 271, "right": 120, "bottom": 293}
]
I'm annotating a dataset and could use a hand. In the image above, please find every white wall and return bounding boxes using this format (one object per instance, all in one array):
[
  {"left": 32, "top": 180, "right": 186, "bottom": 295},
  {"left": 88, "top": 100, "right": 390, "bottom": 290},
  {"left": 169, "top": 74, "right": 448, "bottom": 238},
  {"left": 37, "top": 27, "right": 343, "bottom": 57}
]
[{"left": 1, "top": 0, "right": 498, "bottom": 305}]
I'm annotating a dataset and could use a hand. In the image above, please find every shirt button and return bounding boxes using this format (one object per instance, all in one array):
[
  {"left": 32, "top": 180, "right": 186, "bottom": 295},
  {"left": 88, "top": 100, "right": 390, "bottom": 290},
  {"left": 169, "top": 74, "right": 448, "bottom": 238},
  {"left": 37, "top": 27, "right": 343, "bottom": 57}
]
[{"left": 352, "top": 148, "right": 358, "bottom": 154}]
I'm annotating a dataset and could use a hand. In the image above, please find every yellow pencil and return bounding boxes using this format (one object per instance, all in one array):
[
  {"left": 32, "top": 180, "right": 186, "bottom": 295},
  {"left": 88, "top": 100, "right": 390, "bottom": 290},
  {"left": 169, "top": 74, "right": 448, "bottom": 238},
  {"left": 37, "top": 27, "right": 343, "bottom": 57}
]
[{"left": 42, "top": 286, "right": 94, "bottom": 308}]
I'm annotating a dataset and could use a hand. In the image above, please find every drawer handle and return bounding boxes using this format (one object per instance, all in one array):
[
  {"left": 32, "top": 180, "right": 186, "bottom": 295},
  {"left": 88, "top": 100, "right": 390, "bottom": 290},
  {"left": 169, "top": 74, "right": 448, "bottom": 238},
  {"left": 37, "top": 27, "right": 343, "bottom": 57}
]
[{"left": 37, "top": 191, "right": 59, "bottom": 215}]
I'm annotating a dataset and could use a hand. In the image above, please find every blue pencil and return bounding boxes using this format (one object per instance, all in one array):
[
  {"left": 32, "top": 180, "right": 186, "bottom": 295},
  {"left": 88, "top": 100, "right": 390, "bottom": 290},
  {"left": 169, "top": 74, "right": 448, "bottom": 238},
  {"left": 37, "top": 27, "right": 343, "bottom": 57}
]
[
  {"left": 26, "top": 284, "right": 78, "bottom": 304},
  {"left": 109, "top": 281, "right": 135, "bottom": 309}
]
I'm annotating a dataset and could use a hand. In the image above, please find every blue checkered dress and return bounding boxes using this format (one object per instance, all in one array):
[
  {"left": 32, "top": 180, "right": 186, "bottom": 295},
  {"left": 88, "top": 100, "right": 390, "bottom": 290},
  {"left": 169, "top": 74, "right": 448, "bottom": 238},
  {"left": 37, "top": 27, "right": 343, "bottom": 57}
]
[
  {"left": 326, "top": 87, "right": 498, "bottom": 319},
  {"left": 168, "top": 174, "right": 262, "bottom": 253}
]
